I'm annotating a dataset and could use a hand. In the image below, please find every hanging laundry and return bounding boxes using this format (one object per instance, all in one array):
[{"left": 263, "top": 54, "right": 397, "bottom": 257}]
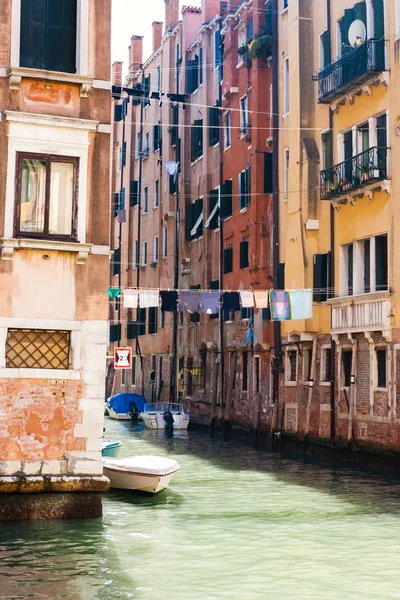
[
  {"left": 246, "top": 316, "right": 254, "bottom": 345},
  {"left": 240, "top": 290, "right": 254, "bottom": 308},
  {"left": 289, "top": 289, "right": 313, "bottom": 320},
  {"left": 108, "top": 287, "right": 121, "bottom": 299},
  {"left": 200, "top": 292, "right": 220, "bottom": 315},
  {"left": 179, "top": 291, "right": 201, "bottom": 313},
  {"left": 253, "top": 290, "right": 269, "bottom": 309},
  {"left": 160, "top": 291, "right": 178, "bottom": 312},
  {"left": 222, "top": 292, "right": 240, "bottom": 312},
  {"left": 123, "top": 289, "right": 139, "bottom": 309},
  {"left": 139, "top": 289, "right": 159, "bottom": 308},
  {"left": 164, "top": 161, "right": 179, "bottom": 182},
  {"left": 270, "top": 290, "right": 291, "bottom": 321}
]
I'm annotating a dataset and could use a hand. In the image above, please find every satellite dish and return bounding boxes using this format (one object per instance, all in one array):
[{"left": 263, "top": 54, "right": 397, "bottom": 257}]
[{"left": 348, "top": 19, "right": 367, "bottom": 47}]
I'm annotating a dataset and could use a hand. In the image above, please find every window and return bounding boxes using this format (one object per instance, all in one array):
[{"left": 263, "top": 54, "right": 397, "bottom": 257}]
[
  {"left": 209, "top": 279, "right": 219, "bottom": 320},
  {"left": 171, "top": 104, "right": 178, "bottom": 147},
  {"left": 162, "top": 226, "right": 168, "bottom": 258},
  {"left": 223, "top": 246, "right": 233, "bottom": 274},
  {"left": 376, "top": 348, "right": 387, "bottom": 389},
  {"left": 320, "top": 346, "right": 332, "bottom": 383},
  {"left": 175, "top": 43, "right": 180, "bottom": 79},
  {"left": 319, "top": 30, "right": 329, "bottom": 69},
  {"left": 137, "top": 308, "right": 146, "bottom": 336},
  {"left": 283, "top": 57, "right": 289, "bottom": 115},
  {"left": 133, "top": 239, "right": 138, "bottom": 270},
  {"left": 143, "top": 186, "right": 148, "bottom": 214},
  {"left": 135, "top": 132, "right": 142, "bottom": 158},
  {"left": 191, "top": 119, "right": 203, "bottom": 161},
  {"left": 152, "top": 123, "right": 161, "bottom": 153},
  {"left": 208, "top": 106, "right": 220, "bottom": 146},
  {"left": 186, "top": 198, "right": 203, "bottom": 240},
  {"left": 313, "top": 253, "right": 331, "bottom": 302},
  {"left": 238, "top": 27, "right": 247, "bottom": 64},
  {"left": 286, "top": 350, "right": 297, "bottom": 382},
  {"left": 303, "top": 347, "right": 312, "bottom": 382},
  {"left": 132, "top": 356, "right": 136, "bottom": 386},
  {"left": 242, "top": 352, "right": 248, "bottom": 391},
  {"left": 221, "top": 179, "right": 232, "bottom": 219},
  {"left": 156, "top": 65, "right": 161, "bottom": 92},
  {"left": 239, "top": 166, "right": 251, "bottom": 209},
  {"left": 240, "top": 238, "right": 249, "bottom": 269},
  {"left": 20, "top": 0, "right": 77, "bottom": 73},
  {"left": 154, "top": 180, "right": 160, "bottom": 209},
  {"left": 254, "top": 356, "right": 260, "bottom": 393},
  {"left": 340, "top": 235, "right": 387, "bottom": 296},
  {"left": 112, "top": 247, "right": 120, "bottom": 276},
  {"left": 283, "top": 148, "right": 289, "bottom": 200},
  {"left": 199, "top": 46, "right": 203, "bottom": 85},
  {"left": 283, "top": 0, "right": 288, "bottom": 9},
  {"left": 153, "top": 236, "right": 159, "bottom": 263},
  {"left": 6, "top": 328, "right": 70, "bottom": 369},
  {"left": 215, "top": 29, "right": 222, "bottom": 68},
  {"left": 141, "top": 241, "right": 147, "bottom": 267},
  {"left": 224, "top": 113, "right": 231, "bottom": 149},
  {"left": 375, "top": 234, "right": 388, "bottom": 291},
  {"left": 160, "top": 310, "right": 165, "bottom": 329},
  {"left": 341, "top": 349, "right": 352, "bottom": 387},
  {"left": 187, "top": 54, "right": 199, "bottom": 93},
  {"left": 321, "top": 132, "right": 331, "bottom": 171},
  {"left": 130, "top": 179, "right": 139, "bottom": 207},
  {"left": 240, "top": 95, "right": 249, "bottom": 136},
  {"left": 149, "top": 307, "right": 158, "bottom": 335},
  {"left": 206, "top": 188, "right": 219, "bottom": 230},
  {"left": 16, "top": 153, "right": 78, "bottom": 240},
  {"left": 143, "top": 132, "right": 150, "bottom": 157},
  {"left": 143, "top": 74, "right": 151, "bottom": 106}
]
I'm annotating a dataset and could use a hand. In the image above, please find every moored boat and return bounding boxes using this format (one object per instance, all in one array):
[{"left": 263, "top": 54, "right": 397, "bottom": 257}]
[
  {"left": 102, "top": 440, "right": 122, "bottom": 457},
  {"left": 139, "top": 402, "right": 190, "bottom": 430},
  {"left": 103, "top": 455, "right": 180, "bottom": 493},
  {"left": 106, "top": 392, "right": 145, "bottom": 421}
]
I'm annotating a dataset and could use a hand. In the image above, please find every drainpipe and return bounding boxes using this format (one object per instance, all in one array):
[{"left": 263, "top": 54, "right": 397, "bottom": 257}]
[
  {"left": 327, "top": 0, "right": 336, "bottom": 444},
  {"left": 271, "top": 0, "right": 281, "bottom": 430},
  {"left": 117, "top": 98, "right": 127, "bottom": 345},
  {"left": 137, "top": 65, "right": 145, "bottom": 393}
]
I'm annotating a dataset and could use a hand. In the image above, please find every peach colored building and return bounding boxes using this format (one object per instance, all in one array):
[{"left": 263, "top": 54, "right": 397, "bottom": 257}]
[{"left": 0, "top": 0, "right": 111, "bottom": 519}]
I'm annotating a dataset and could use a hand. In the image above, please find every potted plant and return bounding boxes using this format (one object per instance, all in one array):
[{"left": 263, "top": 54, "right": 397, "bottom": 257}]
[
  {"left": 237, "top": 44, "right": 248, "bottom": 56},
  {"left": 352, "top": 170, "right": 361, "bottom": 186},
  {"left": 248, "top": 34, "right": 272, "bottom": 60},
  {"left": 359, "top": 165, "right": 370, "bottom": 182},
  {"left": 329, "top": 181, "right": 343, "bottom": 195}
]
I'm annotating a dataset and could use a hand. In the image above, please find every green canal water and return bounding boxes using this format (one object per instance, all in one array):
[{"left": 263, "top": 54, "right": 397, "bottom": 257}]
[{"left": 2, "top": 420, "right": 400, "bottom": 599}]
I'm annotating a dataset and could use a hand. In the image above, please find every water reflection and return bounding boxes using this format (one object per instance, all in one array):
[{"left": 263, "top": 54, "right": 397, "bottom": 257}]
[{"left": 2, "top": 422, "right": 400, "bottom": 599}]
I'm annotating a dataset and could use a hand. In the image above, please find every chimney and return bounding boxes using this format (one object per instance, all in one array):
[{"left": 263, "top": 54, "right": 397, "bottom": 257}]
[
  {"left": 152, "top": 21, "right": 163, "bottom": 52},
  {"left": 201, "top": 0, "right": 221, "bottom": 22},
  {"left": 164, "top": 0, "right": 179, "bottom": 31},
  {"left": 128, "top": 35, "right": 143, "bottom": 73},
  {"left": 112, "top": 61, "right": 123, "bottom": 85}
]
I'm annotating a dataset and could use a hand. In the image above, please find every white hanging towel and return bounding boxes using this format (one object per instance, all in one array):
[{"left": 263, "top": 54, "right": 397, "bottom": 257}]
[
  {"left": 240, "top": 290, "right": 254, "bottom": 308},
  {"left": 124, "top": 289, "right": 139, "bottom": 309},
  {"left": 164, "top": 161, "right": 179, "bottom": 182},
  {"left": 253, "top": 290, "right": 269, "bottom": 308},
  {"left": 139, "top": 289, "right": 159, "bottom": 308}
]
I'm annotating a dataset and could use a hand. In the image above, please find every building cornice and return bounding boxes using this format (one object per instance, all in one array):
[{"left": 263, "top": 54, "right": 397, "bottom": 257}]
[{"left": 3, "top": 110, "right": 99, "bottom": 131}]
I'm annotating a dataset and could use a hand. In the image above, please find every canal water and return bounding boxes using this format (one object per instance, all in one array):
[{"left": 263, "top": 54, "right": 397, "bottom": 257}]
[{"left": 2, "top": 421, "right": 400, "bottom": 600}]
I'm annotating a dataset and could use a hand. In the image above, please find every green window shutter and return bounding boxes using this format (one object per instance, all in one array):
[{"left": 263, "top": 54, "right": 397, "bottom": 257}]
[
  {"left": 322, "top": 30, "right": 330, "bottom": 68},
  {"left": 46, "top": 0, "right": 77, "bottom": 73},
  {"left": 185, "top": 203, "right": 194, "bottom": 241},
  {"left": 114, "top": 104, "right": 123, "bottom": 122},
  {"left": 209, "top": 190, "right": 219, "bottom": 230},
  {"left": 169, "top": 174, "right": 176, "bottom": 195},
  {"left": 137, "top": 308, "right": 146, "bottom": 336},
  {"left": 224, "top": 247, "right": 233, "bottom": 274},
  {"left": 20, "top": 0, "right": 46, "bottom": 69},
  {"left": 240, "top": 240, "right": 249, "bottom": 269},
  {"left": 148, "top": 307, "right": 158, "bottom": 334},
  {"left": 277, "top": 262, "right": 285, "bottom": 289},
  {"left": 340, "top": 8, "right": 355, "bottom": 54},
  {"left": 373, "top": 0, "right": 385, "bottom": 70},
  {"left": 130, "top": 180, "right": 138, "bottom": 207},
  {"left": 112, "top": 248, "right": 121, "bottom": 276},
  {"left": 187, "top": 59, "right": 195, "bottom": 93},
  {"left": 199, "top": 46, "right": 203, "bottom": 85},
  {"left": 175, "top": 137, "right": 181, "bottom": 170},
  {"left": 264, "top": 153, "right": 273, "bottom": 193},
  {"left": 354, "top": 2, "right": 366, "bottom": 25},
  {"left": 313, "top": 253, "right": 329, "bottom": 302},
  {"left": 122, "top": 142, "right": 127, "bottom": 166},
  {"left": 113, "top": 192, "right": 119, "bottom": 214},
  {"left": 375, "top": 234, "right": 388, "bottom": 291},
  {"left": 221, "top": 180, "right": 232, "bottom": 219},
  {"left": 109, "top": 324, "right": 121, "bottom": 343},
  {"left": 127, "top": 322, "right": 138, "bottom": 339}
]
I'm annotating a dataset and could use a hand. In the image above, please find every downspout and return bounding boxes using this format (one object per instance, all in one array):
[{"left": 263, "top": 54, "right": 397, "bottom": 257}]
[
  {"left": 327, "top": 0, "right": 336, "bottom": 444},
  {"left": 271, "top": 0, "right": 281, "bottom": 431},
  {"left": 137, "top": 65, "right": 145, "bottom": 394}
]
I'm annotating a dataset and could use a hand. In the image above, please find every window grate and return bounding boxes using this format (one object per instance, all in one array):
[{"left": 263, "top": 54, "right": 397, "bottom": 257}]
[{"left": 6, "top": 329, "right": 71, "bottom": 370}]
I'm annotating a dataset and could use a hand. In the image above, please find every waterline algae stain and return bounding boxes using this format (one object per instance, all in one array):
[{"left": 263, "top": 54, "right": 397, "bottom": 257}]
[{"left": 2, "top": 421, "right": 400, "bottom": 599}]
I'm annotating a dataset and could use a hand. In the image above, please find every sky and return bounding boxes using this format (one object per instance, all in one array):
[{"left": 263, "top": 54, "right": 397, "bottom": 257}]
[{"left": 111, "top": 0, "right": 201, "bottom": 73}]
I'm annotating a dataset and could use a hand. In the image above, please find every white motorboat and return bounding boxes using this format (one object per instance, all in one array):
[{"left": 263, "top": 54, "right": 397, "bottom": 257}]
[
  {"left": 103, "top": 455, "right": 180, "bottom": 493},
  {"left": 139, "top": 402, "right": 190, "bottom": 430}
]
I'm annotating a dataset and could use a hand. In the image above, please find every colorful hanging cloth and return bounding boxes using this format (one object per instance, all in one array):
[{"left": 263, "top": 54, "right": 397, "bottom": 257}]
[
  {"left": 222, "top": 292, "right": 240, "bottom": 312},
  {"left": 240, "top": 290, "right": 254, "bottom": 308},
  {"left": 123, "top": 289, "right": 139, "bottom": 309},
  {"left": 139, "top": 289, "right": 159, "bottom": 308},
  {"left": 179, "top": 291, "right": 201, "bottom": 313},
  {"left": 108, "top": 287, "right": 121, "bottom": 299},
  {"left": 160, "top": 291, "right": 178, "bottom": 312},
  {"left": 289, "top": 289, "right": 313, "bottom": 319},
  {"left": 200, "top": 292, "right": 220, "bottom": 314},
  {"left": 253, "top": 290, "right": 269, "bottom": 309},
  {"left": 270, "top": 290, "right": 291, "bottom": 321}
]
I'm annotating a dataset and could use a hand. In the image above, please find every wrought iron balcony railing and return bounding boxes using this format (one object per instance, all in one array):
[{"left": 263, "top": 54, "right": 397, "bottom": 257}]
[
  {"left": 313, "top": 38, "right": 385, "bottom": 104},
  {"left": 320, "top": 146, "right": 389, "bottom": 200}
]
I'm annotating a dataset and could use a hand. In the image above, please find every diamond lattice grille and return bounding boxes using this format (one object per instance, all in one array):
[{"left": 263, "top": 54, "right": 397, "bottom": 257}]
[{"left": 6, "top": 329, "right": 71, "bottom": 369}]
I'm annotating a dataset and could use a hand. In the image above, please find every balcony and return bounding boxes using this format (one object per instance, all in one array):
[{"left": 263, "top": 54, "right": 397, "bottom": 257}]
[
  {"left": 328, "top": 291, "right": 391, "bottom": 336},
  {"left": 320, "top": 146, "right": 389, "bottom": 201},
  {"left": 313, "top": 39, "right": 385, "bottom": 104}
]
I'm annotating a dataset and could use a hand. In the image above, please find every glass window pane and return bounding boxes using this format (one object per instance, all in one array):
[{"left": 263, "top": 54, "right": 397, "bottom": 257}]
[
  {"left": 20, "top": 158, "right": 46, "bottom": 233},
  {"left": 49, "top": 162, "right": 74, "bottom": 235}
]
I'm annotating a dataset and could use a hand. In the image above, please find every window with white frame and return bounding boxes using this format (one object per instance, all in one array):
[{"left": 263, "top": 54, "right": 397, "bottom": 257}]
[
  {"left": 340, "top": 234, "right": 388, "bottom": 297},
  {"left": 154, "top": 179, "right": 160, "bottom": 209},
  {"left": 302, "top": 347, "right": 312, "bottom": 382},
  {"left": 240, "top": 95, "right": 249, "bottom": 135},
  {"left": 153, "top": 236, "right": 159, "bottom": 263},
  {"left": 135, "top": 132, "right": 141, "bottom": 158},
  {"left": 143, "top": 186, "right": 149, "bottom": 214},
  {"left": 336, "top": 22, "right": 342, "bottom": 58},
  {"left": 283, "top": 57, "right": 289, "bottom": 115},
  {"left": 156, "top": 65, "right": 161, "bottom": 92},
  {"left": 283, "top": 148, "right": 289, "bottom": 200},
  {"left": 141, "top": 241, "right": 147, "bottom": 267},
  {"left": 224, "top": 112, "right": 231, "bottom": 149},
  {"left": 286, "top": 349, "right": 297, "bottom": 383},
  {"left": 320, "top": 346, "right": 332, "bottom": 384},
  {"left": 319, "top": 30, "right": 329, "bottom": 69},
  {"left": 144, "top": 132, "right": 150, "bottom": 157},
  {"left": 238, "top": 27, "right": 247, "bottom": 64},
  {"left": 162, "top": 226, "right": 168, "bottom": 258},
  {"left": 133, "top": 239, "right": 138, "bottom": 270},
  {"left": 375, "top": 347, "right": 387, "bottom": 389}
]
